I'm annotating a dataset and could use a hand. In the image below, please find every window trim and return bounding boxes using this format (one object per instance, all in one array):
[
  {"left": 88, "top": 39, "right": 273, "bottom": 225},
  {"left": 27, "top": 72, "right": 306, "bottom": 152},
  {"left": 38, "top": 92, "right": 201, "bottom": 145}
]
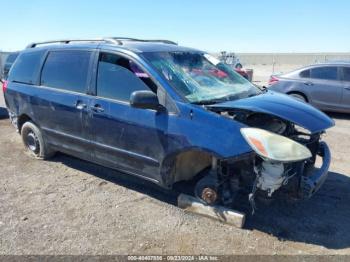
[{"left": 39, "top": 49, "right": 94, "bottom": 94}]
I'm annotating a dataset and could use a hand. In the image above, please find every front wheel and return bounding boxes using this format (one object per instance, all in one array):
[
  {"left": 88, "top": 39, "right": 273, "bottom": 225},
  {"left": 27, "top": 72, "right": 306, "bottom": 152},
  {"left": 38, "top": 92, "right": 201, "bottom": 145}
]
[
  {"left": 194, "top": 174, "right": 220, "bottom": 205},
  {"left": 21, "top": 121, "right": 55, "bottom": 159}
]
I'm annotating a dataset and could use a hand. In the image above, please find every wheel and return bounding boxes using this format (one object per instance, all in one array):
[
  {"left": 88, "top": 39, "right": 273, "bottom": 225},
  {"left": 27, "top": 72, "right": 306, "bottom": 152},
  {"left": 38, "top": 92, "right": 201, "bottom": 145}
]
[
  {"left": 194, "top": 174, "right": 220, "bottom": 205},
  {"left": 289, "top": 93, "right": 307, "bottom": 103},
  {"left": 21, "top": 121, "right": 55, "bottom": 159},
  {"left": 235, "top": 63, "right": 243, "bottom": 69}
]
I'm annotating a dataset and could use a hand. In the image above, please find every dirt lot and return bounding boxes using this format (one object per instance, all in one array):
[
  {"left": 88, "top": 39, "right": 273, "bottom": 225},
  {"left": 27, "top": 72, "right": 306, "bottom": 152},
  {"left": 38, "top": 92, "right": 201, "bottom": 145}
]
[{"left": 1, "top": 71, "right": 350, "bottom": 255}]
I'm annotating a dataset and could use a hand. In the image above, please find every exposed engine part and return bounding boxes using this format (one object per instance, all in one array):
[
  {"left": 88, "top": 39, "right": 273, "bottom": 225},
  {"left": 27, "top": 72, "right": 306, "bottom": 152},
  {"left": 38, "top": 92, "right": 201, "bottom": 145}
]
[
  {"left": 256, "top": 162, "right": 285, "bottom": 197},
  {"left": 218, "top": 111, "right": 290, "bottom": 135},
  {"left": 194, "top": 158, "right": 240, "bottom": 206},
  {"left": 248, "top": 161, "right": 292, "bottom": 214},
  {"left": 244, "top": 113, "right": 288, "bottom": 134},
  {"left": 201, "top": 187, "right": 218, "bottom": 205},
  {"left": 253, "top": 161, "right": 297, "bottom": 197}
]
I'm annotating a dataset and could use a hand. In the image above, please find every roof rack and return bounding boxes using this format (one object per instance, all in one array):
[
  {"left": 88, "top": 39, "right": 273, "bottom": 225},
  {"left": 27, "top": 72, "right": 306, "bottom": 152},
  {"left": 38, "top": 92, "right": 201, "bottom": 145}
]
[
  {"left": 26, "top": 38, "right": 122, "bottom": 49},
  {"left": 109, "top": 37, "right": 178, "bottom": 45},
  {"left": 26, "top": 37, "right": 178, "bottom": 49}
]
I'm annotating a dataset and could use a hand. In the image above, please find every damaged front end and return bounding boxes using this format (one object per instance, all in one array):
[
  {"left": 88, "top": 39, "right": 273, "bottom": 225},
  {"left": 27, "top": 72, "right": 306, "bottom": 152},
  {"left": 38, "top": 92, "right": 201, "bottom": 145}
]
[{"left": 194, "top": 99, "right": 333, "bottom": 214}]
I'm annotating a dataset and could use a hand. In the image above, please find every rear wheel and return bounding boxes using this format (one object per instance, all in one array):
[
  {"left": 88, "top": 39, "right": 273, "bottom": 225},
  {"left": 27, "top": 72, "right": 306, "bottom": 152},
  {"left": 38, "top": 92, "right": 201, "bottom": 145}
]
[
  {"left": 289, "top": 93, "right": 307, "bottom": 103},
  {"left": 21, "top": 121, "right": 55, "bottom": 159}
]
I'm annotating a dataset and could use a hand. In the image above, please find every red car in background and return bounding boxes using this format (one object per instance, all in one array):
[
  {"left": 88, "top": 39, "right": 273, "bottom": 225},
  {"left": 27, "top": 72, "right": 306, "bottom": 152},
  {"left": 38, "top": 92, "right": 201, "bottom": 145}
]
[{"left": 235, "top": 68, "right": 250, "bottom": 80}]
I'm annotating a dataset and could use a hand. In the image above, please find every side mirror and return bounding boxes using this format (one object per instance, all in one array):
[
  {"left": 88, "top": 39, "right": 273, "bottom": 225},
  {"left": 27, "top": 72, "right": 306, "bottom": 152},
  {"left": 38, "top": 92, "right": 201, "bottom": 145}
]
[{"left": 130, "top": 90, "right": 162, "bottom": 111}]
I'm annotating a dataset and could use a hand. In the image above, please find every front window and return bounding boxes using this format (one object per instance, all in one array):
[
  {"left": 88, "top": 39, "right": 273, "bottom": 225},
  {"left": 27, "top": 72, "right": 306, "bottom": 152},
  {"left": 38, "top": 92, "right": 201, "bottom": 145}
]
[
  {"left": 96, "top": 52, "right": 155, "bottom": 101},
  {"left": 142, "top": 52, "right": 261, "bottom": 104}
]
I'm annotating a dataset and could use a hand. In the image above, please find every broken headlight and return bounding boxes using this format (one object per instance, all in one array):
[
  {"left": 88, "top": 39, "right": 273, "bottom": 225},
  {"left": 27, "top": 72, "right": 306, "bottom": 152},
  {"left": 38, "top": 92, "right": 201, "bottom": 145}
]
[{"left": 241, "top": 127, "right": 312, "bottom": 162}]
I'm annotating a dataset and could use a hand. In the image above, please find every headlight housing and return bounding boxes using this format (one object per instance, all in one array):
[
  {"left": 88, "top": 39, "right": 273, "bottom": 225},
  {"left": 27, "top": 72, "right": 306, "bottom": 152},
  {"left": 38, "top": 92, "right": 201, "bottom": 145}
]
[{"left": 241, "top": 127, "right": 312, "bottom": 162}]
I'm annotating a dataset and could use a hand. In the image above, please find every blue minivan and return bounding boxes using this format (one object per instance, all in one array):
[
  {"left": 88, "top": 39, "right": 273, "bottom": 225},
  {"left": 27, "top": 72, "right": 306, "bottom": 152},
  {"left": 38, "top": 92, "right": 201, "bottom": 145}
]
[{"left": 4, "top": 38, "right": 334, "bottom": 210}]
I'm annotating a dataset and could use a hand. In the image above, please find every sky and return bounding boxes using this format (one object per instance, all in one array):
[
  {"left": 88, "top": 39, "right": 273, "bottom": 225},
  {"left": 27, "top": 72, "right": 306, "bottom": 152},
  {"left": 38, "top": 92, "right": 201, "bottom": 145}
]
[{"left": 1, "top": 0, "right": 350, "bottom": 53}]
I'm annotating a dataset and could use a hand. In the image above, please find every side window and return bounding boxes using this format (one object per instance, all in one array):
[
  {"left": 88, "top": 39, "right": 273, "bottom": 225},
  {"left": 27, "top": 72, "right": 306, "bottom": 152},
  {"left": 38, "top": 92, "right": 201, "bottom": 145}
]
[
  {"left": 342, "top": 67, "right": 350, "bottom": 82},
  {"left": 97, "top": 52, "right": 156, "bottom": 102},
  {"left": 41, "top": 50, "right": 91, "bottom": 93},
  {"left": 6, "top": 53, "right": 19, "bottom": 64},
  {"left": 310, "top": 67, "right": 338, "bottom": 80},
  {"left": 299, "top": 69, "right": 310, "bottom": 78},
  {"left": 8, "top": 50, "right": 44, "bottom": 84}
]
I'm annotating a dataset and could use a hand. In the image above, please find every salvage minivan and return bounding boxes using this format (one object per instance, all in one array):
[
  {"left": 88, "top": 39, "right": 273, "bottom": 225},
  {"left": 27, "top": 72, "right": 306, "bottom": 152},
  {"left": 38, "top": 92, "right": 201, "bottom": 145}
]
[{"left": 4, "top": 38, "right": 334, "bottom": 212}]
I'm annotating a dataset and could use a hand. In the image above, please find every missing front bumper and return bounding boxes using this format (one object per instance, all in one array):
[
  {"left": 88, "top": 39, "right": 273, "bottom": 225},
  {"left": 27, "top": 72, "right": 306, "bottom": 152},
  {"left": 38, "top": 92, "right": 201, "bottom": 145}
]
[{"left": 300, "top": 142, "right": 331, "bottom": 198}]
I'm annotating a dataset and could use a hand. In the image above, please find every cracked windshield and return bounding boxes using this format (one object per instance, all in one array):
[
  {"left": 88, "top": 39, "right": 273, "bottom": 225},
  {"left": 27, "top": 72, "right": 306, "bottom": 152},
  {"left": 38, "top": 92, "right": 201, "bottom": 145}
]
[{"left": 143, "top": 52, "right": 261, "bottom": 104}]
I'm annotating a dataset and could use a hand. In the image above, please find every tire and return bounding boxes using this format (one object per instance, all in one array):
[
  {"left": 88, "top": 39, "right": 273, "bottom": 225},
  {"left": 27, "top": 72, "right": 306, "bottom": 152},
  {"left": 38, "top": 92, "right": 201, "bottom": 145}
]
[
  {"left": 235, "top": 63, "right": 243, "bottom": 69},
  {"left": 289, "top": 93, "right": 307, "bottom": 103},
  {"left": 21, "top": 121, "right": 55, "bottom": 159}
]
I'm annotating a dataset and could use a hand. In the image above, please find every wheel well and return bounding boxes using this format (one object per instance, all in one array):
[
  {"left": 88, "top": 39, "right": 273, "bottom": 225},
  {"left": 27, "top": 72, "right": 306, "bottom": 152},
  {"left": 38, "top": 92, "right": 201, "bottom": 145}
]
[
  {"left": 168, "top": 150, "right": 213, "bottom": 184},
  {"left": 287, "top": 91, "right": 308, "bottom": 102},
  {"left": 17, "top": 114, "right": 32, "bottom": 133}
]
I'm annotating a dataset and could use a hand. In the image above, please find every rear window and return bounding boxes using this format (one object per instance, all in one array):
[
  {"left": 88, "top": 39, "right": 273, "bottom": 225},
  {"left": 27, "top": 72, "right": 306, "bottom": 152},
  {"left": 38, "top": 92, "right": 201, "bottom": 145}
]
[
  {"left": 8, "top": 51, "right": 44, "bottom": 84},
  {"left": 41, "top": 50, "right": 91, "bottom": 93},
  {"left": 310, "top": 67, "right": 338, "bottom": 80},
  {"left": 299, "top": 69, "right": 310, "bottom": 78}
]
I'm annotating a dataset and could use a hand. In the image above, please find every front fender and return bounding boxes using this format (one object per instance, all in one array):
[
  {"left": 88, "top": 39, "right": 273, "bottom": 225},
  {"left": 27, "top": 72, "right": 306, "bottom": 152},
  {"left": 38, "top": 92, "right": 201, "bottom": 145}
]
[
  {"left": 169, "top": 102, "right": 253, "bottom": 158},
  {"left": 158, "top": 102, "right": 253, "bottom": 187}
]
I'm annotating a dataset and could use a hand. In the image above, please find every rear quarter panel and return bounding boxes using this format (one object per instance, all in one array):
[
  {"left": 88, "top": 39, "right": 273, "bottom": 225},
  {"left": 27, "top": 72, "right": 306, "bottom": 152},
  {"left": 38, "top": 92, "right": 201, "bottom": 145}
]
[
  {"left": 269, "top": 77, "right": 311, "bottom": 101},
  {"left": 5, "top": 82, "right": 38, "bottom": 126}
]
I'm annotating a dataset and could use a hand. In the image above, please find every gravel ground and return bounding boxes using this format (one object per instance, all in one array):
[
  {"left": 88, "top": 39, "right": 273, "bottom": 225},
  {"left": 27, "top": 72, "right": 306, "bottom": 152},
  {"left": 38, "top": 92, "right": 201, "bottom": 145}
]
[{"left": 1, "top": 72, "right": 350, "bottom": 255}]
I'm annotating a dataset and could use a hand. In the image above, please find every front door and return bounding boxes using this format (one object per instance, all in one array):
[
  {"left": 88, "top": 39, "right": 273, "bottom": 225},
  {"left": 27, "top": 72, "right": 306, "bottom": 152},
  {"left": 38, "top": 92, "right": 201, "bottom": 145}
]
[{"left": 88, "top": 51, "right": 168, "bottom": 182}]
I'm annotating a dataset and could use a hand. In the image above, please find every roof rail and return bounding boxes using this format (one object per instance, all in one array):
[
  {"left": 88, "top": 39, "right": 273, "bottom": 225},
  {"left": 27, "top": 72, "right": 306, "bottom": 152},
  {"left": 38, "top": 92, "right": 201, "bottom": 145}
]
[
  {"left": 26, "top": 38, "right": 122, "bottom": 49},
  {"left": 109, "top": 37, "right": 178, "bottom": 45},
  {"left": 26, "top": 37, "right": 178, "bottom": 49}
]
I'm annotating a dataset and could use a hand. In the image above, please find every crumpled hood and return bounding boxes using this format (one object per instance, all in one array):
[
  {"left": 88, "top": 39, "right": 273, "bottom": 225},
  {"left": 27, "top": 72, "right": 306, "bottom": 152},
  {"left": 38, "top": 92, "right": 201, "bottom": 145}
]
[{"left": 208, "top": 91, "right": 334, "bottom": 133}]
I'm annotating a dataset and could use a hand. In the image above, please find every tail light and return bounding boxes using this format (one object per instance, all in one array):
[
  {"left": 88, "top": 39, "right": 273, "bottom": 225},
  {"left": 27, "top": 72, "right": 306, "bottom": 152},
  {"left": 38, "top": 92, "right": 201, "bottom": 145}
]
[
  {"left": 2, "top": 80, "right": 8, "bottom": 93},
  {"left": 268, "top": 76, "right": 279, "bottom": 86}
]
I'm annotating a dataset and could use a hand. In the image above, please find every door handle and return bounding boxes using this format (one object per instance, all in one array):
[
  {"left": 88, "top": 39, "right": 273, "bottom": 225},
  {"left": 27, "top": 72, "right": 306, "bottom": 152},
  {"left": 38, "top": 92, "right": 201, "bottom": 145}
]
[
  {"left": 304, "top": 81, "right": 313, "bottom": 86},
  {"left": 345, "top": 87, "right": 350, "bottom": 91},
  {"left": 91, "top": 104, "right": 104, "bottom": 113},
  {"left": 74, "top": 100, "right": 87, "bottom": 110}
]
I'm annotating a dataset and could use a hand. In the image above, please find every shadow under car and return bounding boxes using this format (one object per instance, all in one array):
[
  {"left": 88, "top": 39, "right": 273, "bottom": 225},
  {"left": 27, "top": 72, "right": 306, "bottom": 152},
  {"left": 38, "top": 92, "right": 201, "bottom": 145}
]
[{"left": 49, "top": 153, "right": 350, "bottom": 250}]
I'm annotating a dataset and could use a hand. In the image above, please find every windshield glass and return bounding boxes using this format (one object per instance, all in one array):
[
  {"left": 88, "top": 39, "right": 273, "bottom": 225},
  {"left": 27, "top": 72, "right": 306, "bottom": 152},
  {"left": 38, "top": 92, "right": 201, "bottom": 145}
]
[{"left": 142, "top": 52, "right": 261, "bottom": 104}]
